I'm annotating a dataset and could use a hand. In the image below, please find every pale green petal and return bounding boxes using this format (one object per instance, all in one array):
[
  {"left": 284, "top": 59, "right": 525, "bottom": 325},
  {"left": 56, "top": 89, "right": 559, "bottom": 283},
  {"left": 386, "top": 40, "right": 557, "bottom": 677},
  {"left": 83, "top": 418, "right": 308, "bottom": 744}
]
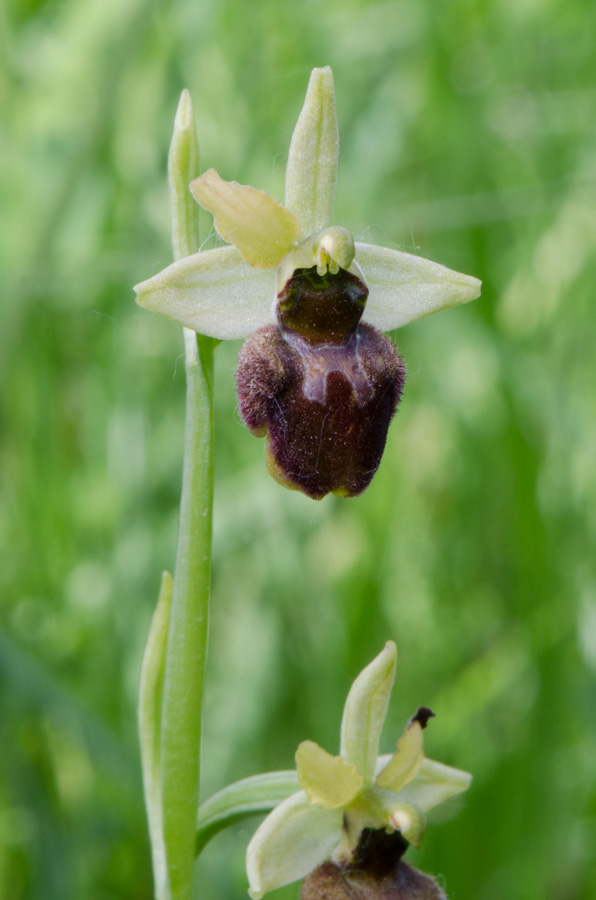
[
  {"left": 339, "top": 641, "right": 397, "bottom": 786},
  {"left": 246, "top": 791, "right": 342, "bottom": 899},
  {"left": 356, "top": 242, "right": 482, "bottom": 331},
  {"left": 375, "top": 721, "right": 424, "bottom": 793},
  {"left": 296, "top": 741, "right": 362, "bottom": 809},
  {"left": 134, "top": 246, "right": 276, "bottom": 340},
  {"left": 399, "top": 758, "right": 472, "bottom": 813},
  {"left": 190, "top": 169, "right": 301, "bottom": 269},
  {"left": 285, "top": 66, "right": 339, "bottom": 236}
]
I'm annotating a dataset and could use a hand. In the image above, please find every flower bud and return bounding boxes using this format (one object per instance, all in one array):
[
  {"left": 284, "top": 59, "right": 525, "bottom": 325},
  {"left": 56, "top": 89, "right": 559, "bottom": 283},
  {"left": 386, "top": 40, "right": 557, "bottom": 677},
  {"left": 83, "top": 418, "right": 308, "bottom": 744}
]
[
  {"left": 236, "top": 267, "right": 406, "bottom": 500},
  {"left": 300, "top": 829, "right": 446, "bottom": 900}
]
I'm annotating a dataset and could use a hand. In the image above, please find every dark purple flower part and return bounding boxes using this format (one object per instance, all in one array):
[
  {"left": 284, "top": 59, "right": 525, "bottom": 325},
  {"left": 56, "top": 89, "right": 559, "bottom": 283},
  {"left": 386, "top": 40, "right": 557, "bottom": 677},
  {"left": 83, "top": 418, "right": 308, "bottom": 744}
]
[
  {"left": 237, "top": 267, "right": 405, "bottom": 499},
  {"left": 301, "top": 830, "right": 446, "bottom": 900}
]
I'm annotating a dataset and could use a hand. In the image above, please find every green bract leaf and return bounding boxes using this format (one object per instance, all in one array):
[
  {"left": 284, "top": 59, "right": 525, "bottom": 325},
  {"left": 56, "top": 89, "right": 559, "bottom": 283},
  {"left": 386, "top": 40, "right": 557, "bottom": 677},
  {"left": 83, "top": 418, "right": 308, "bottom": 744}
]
[
  {"left": 190, "top": 169, "right": 301, "bottom": 269},
  {"left": 375, "top": 720, "right": 424, "bottom": 793},
  {"left": 246, "top": 791, "right": 342, "bottom": 899},
  {"left": 356, "top": 242, "right": 482, "bottom": 332},
  {"left": 296, "top": 741, "right": 362, "bottom": 809},
  {"left": 339, "top": 641, "right": 397, "bottom": 786},
  {"left": 138, "top": 571, "right": 173, "bottom": 900},
  {"left": 134, "top": 247, "right": 275, "bottom": 340},
  {"left": 285, "top": 66, "right": 339, "bottom": 237},
  {"left": 196, "top": 771, "right": 300, "bottom": 855}
]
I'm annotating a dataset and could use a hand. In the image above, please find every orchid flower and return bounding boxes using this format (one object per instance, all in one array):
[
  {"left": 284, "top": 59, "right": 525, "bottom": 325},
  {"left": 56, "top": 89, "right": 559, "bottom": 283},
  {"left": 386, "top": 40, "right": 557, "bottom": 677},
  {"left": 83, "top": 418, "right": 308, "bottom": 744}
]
[
  {"left": 134, "top": 67, "right": 481, "bottom": 499},
  {"left": 245, "top": 641, "right": 471, "bottom": 898}
]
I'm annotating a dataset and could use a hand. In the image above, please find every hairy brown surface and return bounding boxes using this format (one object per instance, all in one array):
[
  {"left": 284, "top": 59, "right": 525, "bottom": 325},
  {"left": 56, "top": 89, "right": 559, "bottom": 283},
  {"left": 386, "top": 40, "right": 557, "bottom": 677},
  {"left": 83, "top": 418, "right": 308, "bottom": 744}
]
[
  {"left": 301, "top": 830, "right": 446, "bottom": 900},
  {"left": 236, "top": 322, "right": 405, "bottom": 499}
]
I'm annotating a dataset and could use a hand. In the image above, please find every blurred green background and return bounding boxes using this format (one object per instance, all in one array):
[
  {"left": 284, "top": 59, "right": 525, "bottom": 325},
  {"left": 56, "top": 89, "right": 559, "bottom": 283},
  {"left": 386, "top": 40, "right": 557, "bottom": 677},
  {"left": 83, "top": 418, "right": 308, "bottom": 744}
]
[{"left": 2, "top": 0, "right": 596, "bottom": 897}]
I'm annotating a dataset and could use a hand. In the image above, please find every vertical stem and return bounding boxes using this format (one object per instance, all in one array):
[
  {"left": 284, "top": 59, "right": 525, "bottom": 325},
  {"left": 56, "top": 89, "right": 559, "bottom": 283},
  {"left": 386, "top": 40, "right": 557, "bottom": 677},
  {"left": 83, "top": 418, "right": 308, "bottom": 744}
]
[
  {"left": 159, "top": 321, "right": 213, "bottom": 900},
  {"left": 142, "top": 89, "right": 214, "bottom": 900}
]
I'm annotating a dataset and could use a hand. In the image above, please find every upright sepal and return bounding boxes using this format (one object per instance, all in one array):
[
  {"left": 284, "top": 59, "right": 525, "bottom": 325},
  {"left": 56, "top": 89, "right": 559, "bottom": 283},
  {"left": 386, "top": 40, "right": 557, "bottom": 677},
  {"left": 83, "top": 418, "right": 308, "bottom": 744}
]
[
  {"left": 285, "top": 66, "right": 339, "bottom": 237},
  {"left": 340, "top": 641, "right": 397, "bottom": 786}
]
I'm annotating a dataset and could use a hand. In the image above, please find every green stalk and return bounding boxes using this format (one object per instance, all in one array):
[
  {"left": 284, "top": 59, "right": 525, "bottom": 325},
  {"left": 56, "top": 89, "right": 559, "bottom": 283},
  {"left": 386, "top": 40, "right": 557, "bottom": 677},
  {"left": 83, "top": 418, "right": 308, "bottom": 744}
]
[{"left": 139, "top": 90, "right": 214, "bottom": 900}]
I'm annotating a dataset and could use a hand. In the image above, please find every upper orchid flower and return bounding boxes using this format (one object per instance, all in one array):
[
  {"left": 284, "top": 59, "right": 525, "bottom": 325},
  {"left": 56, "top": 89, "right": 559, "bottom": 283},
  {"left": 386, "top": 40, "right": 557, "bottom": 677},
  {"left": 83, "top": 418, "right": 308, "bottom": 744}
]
[
  {"left": 245, "top": 641, "right": 472, "bottom": 898},
  {"left": 134, "top": 67, "right": 481, "bottom": 499}
]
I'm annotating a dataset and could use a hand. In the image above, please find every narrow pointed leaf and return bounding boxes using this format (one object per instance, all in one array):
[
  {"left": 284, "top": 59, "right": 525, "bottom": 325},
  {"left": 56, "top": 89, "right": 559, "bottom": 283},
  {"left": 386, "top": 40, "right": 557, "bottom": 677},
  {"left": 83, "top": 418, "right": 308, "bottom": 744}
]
[
  {"left": 196, "top": 771, "right": 300, "bottom": 855},
  {"left": 340, "top": 641, "right": 397, "bottom": 786},
  {"left": 246, "top": 791, "right": 342, "bottom": 899},
  {"left": 138, "top": 571, "right": 173, "bottom": 900},
  {"left": 190, "top": 169, "right": 301, "bottom": 268},
  {"left": 134, "top": 247, "right": 276, "bottom": 340},
  {"left": 285, "top": 66, "right": 339, "bottom": 236},
  {"left": 376, "top": 721, "right": 424, "bottom": 792},
  {"left": 399, "top": 758, "right": 472, "bottom": 813},
  {"left": 296, "top": 741, "right": 362, "bottom": 809},
  {"left": 356, "top": 242, "right": 482, "bottom": 332}
]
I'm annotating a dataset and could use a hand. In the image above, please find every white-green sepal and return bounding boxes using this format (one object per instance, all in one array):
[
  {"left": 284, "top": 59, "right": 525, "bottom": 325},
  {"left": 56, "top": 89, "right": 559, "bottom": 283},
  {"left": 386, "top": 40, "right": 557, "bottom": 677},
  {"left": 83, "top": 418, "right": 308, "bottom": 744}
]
[
  {"left": 134, "top": 247, "right": 276, "bottom": 340},
  {"left": 339, "top": 641, "right": 397, "bottom": 787},
  {"left": 246, "top": 791, "right": 343, "bottom": 899},
  {"left": 356, "top": 242, "right": 482, "bottom": 332},
  {"left": 285, "top": 66, "right": 339, "bottom": 237},
  {"left": 398, "top": 758, "right": 472, "bottom": 813}
]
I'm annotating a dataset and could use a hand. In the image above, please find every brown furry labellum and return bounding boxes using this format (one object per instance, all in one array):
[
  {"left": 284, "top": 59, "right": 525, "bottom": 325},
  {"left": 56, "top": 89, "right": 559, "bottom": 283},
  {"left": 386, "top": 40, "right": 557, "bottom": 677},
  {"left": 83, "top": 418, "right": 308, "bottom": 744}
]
[
  {"left": 236, "top": 266, "right": 406, "bottom": 500},
  {"left": 300, "top": 829, "right": 447, "bottom": 900}
]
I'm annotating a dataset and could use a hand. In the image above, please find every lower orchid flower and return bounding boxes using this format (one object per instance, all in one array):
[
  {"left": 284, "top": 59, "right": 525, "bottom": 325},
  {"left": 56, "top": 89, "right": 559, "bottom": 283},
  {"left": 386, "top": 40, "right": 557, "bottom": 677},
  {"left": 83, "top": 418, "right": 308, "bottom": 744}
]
[
  {"left": 245, "top": 642, "right": 471, "bottom": 898},
  {"left": 134, "top": 67, "right": 481, "bottom": 498}
]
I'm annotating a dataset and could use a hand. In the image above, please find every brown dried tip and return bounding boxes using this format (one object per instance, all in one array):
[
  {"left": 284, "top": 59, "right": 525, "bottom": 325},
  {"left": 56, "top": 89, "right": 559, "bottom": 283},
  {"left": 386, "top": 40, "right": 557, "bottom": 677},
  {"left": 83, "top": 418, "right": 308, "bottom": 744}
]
[
  {"left": 300, "top": 830, "right": 447, "bottom": 900},
  {"left": 410, "top": 707, "right": 436, "bottom": 730}
]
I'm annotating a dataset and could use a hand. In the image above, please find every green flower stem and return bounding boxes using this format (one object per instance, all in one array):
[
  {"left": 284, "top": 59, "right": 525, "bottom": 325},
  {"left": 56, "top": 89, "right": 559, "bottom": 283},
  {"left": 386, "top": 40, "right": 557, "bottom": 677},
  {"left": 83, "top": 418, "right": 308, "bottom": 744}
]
[
  {"left": 139, "top": 89, "right": 215, "bottom": 900},
  {"left": 159, "top": 320, "right": 213, "bottom": 900}
]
